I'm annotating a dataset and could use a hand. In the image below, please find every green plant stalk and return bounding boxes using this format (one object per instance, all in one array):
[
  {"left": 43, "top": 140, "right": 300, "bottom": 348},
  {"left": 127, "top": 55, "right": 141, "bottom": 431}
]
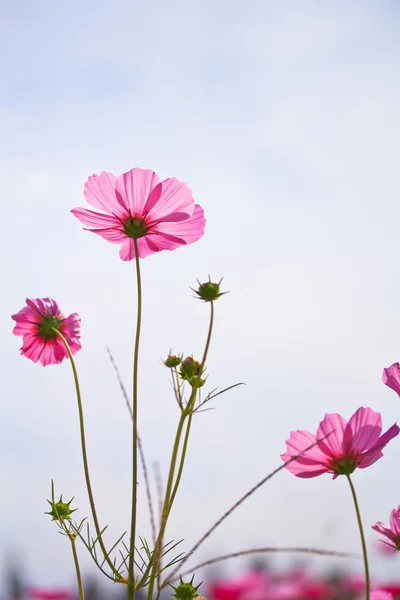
[
  {"left": 346, "top": 475, "right": 370, "bottom": 600},
  {"left": 127, "top": 239, "right": 143, "bottom": 600},
  {"left": 167, "top": 411, "right": 194, "bottom": 515},
  {"left": 146, "top": 301, "right": 215, "bottom": 600},
  {"left": 69, "top": 533, "right": 85, "bottom": 600},
  {"left": 55, "top": 330, "right": 123, "bottom": 582},
  {"left": 146, "top": 406, "right": 190, "bottom": 599}
]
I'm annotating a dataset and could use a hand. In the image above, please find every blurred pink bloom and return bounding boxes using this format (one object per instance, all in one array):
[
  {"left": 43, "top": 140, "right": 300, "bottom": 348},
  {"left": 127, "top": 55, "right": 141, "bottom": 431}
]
[
  {"left": 372, "top": 505, "right": 400, "bottom": 550},
  {"left": 71, "top": 167, "right": 206, "bottom": 260},
  {"left": 27, "top": 588, "right": 75, "bottom": 600},
  {"left": 12, "top": 298, "right": 81, "bottom": 366},
  {"left": 281, "top": 407, "right": 399, "bottom": 479},
  {"left": 210, "top": 572, "right": 266, "bottom": 600},
  {"left": 364, "top": 592, "right": 394, "bottom": 600},
  {"left": 382, "top": 363, "right": 400, "bottom": 397}
]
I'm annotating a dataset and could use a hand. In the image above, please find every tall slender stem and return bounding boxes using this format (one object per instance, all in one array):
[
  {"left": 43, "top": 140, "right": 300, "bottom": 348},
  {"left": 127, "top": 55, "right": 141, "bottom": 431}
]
[
  {"left": 346, "top": 475, "right": 370, "bottom": 600},
  {"left": 146, "top": 300, "right": 215, "bottom": 600},
  {"left": 127, "top": 238, "right": 142, "bottom": 600},
  {"left": 69, "top": 534, "right": 85, "bottom": 600},
  {"left": 54, "top": 330, "right": 123, "bottom": 582},
  {"left": 200, "top": 301, "right": 214, "bottom": 370}
]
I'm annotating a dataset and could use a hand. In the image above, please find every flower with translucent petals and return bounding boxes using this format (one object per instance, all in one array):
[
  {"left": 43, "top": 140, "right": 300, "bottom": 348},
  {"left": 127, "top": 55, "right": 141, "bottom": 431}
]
[
  {"left": 12, "top": 298, "right": 81, "bottom": 366},
  {"left": 372, "top": 505, "right": 400, "bottom": 551},
  {"left": 382, "top": 363, "right": 400, "bottom": 397},
  {"left": 281, "top": 407, "right": 399, "bottom": 479},
  {"left": 71, "top": 167, "right": 206, "bottom": 261}
]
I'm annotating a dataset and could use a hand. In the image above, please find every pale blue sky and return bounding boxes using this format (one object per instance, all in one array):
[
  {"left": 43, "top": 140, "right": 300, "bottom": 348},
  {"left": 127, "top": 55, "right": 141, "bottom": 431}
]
[{"left": 2, "top": 0, "right": 400, "bottom": 591}]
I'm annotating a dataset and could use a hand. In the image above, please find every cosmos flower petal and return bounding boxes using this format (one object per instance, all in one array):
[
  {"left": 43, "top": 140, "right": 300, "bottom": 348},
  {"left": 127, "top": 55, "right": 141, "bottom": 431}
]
[
  {"left": 155, "top": 205, "right": 206, "bottom": 244},
  {"left": 347, "top": 407, "right": 382, "bottom": 453},
  {"left": 83, "top": 171, "right": 123, "bottom": 214},
  {"left": 382, "top": 362, "right": 400, "bottom": 397},
  {"left": 359, "top": 423, "right": 400, "bottom": 467},
  {"left": 145, "top": 178, "right": 195, "bottom": 220},
  {"left": 71, "top": 208, "right": 123, "bottom": 229},
  {"left": 115, "top": 168, "right": 161, "bottom": 215},
  {"left": 316, "top": 413, "right": 347, "bottom": 457}
]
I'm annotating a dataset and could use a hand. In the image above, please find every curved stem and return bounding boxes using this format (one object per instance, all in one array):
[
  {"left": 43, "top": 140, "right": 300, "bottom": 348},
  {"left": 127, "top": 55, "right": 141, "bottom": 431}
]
[
  {"left": 54, "top": 330, "right": 123, "bottom": 582},
  {"left": 128, "top": 238, "right": 142, "bottom": 600},
  {"left": 69, "top": 534, "right": 85, "bottom": 600},
  {"left": 346, "top": 475, "right": 370, "bottom": 600}
]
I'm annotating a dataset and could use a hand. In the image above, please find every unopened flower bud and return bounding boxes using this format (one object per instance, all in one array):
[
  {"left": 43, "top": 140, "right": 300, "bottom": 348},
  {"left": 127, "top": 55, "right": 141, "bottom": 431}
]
[
  {"left": 46, "top": 495, "right": 77, "bottom": 522},
  {"left": 192, "top": 277, "right": 226, "bottom": 302},
  {"left": 164, "top": 354, "right": 182, "bottom": 368},
  {"left": 180, "top": 357, "right": 201, "bottom": 381},
  {"left": 171, "top": 577, "right": 202, "bottom": 600}
]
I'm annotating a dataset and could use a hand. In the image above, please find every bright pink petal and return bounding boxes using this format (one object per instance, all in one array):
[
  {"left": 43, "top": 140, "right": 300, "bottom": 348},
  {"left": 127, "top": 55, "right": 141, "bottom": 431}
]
[
  {"left": 155, "top": 205, "right": 206, "bottom": 244},
  {"left": 357, "top": 451, "right": 384, "bottom": 469},
  {"left": 118, "top": 237, "right": 158, "bottom": 261},
  {"left": 88, "top": 227, "right": 126, "bottom": 243},
  {"left": 282, "top": 430, "right": 331, "bottom": 477},
  {"left": 316, "top": 413, "right": 347, "bottom": 457},
  {"left": 281, "top": 452, "right": 329, "bottom": 478},
  {"left": 382, "top": 363, "right": 400, "bottom": 397},
  {"left": 369, "top": 592, "right": 394, "bottom": 600},
  {"left": 389, "top": 506, "right": 400, "bottom": 536},
  {"left": 358, "top": 423, "right": 400, "bottom": 468},
  {"left": 347, "top": 407, "right": 382, "bottom": 454},
  {"left": 115, "top": 168, "right": 160, "bottom": 215},
  {"left": 83, "top": 171, "right": 124, "bottom": 214},
  {"left": 145, "top": 178, "right": 195, "bottom": 221},
  {"left": 71, "top": 207, "right": 124, "bottom": 229}
]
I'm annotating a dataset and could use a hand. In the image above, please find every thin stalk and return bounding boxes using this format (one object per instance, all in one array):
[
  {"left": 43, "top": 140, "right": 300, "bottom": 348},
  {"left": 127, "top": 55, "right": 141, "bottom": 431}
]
[
  {"left": 346, "top": 475, "right": 370, "bottom": 600},
  {"left": 200, "top": 301, "right": 214, "bottom": 370},
  {"left": 177, "top": 546, "right": 356, "bottom": 579},
  {"left": 146, "top": 411, "right": 188, "bottom": 600},
  {"left": 69, "top": 534, "right": 85, "bottom": 600},
  {"left": 128, "top": 238, "right": 143, "bottom": 600},
  {"left": 167, "top": 412, "right": 193, "bottom": 514},
  {"left": 54, "top": 330, "right": 123, "bottom": 582},
  {"left": 146, "top": 300, "right": 215, "bottom": 600}
]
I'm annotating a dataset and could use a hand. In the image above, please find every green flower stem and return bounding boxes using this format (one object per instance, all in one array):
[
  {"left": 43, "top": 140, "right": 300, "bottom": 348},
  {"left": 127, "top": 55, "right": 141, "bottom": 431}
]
[
  {"left": 69, "top": 533, "right": 85, "bottom": 600},
  {"left": 127, "top": 238, "right": 142, "bottom": 600},
  {"left": 54, "top": 330, "right": 123, "bottom": 582},
  {"left": 146, "top": 300, "right": 215, "bottom": 600},
  {"left": 167, "top": 411, "right": 193, "bottom": 514},
  {"left": 200, "top": 301, "right": 214, "bottom": 370},
  {"left": 146, "top": 409, "right": 189, "bottom": 600},
  {"left": 169, "top": 301, "right": 214, "bottom": 512},
  {"left": 346, "top": 475, "right": 370, "bottom": 600}
]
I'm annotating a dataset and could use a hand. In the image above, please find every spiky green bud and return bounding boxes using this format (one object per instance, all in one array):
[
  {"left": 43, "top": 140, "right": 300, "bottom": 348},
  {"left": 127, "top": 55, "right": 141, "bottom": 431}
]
[
  {"left": 171, "top": 576, "right": 202, "bottom": 600},
  {"left": 46, "top": 495, "right": 77, "bottom": 522},
  {"left": 191, "top": 277, "right": 227, "bottom": 302}
]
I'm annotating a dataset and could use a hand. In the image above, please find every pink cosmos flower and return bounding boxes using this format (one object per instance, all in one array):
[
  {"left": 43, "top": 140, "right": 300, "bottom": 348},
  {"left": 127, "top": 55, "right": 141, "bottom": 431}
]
[
  {"left": 358, "top": 592, "right": 394, "bottom": 600},
  {"left": 12, "top": 298, "right": 81, "bottom": 366},
  {"left": 71, "top": 167, "right": 206, "bottom": 260},
  {"left": 382, "top": 363, "right": 400, "bottom": 397},
  {"left": 281, "top": 407, "right": 399, "bottom": 479},
  {"left": 372, "top": 505, "right": 400, "bottom": 551}
]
